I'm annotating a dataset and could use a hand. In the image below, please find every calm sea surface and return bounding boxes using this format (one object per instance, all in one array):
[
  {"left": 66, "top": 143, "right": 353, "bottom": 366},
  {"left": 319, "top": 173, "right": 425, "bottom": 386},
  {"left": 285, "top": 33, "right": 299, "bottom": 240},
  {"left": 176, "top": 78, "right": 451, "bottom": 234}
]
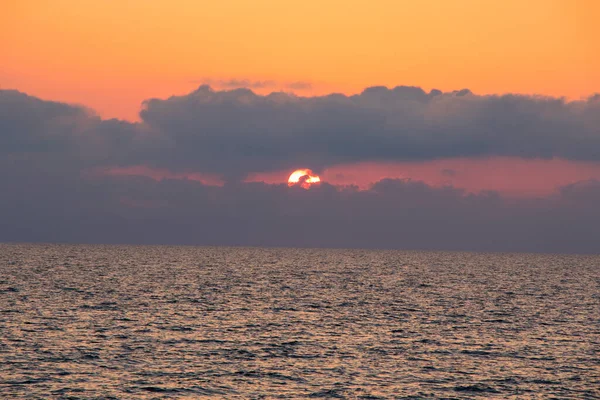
[{"left": 1, "top": 244, "right": 599, "bottom": 399}]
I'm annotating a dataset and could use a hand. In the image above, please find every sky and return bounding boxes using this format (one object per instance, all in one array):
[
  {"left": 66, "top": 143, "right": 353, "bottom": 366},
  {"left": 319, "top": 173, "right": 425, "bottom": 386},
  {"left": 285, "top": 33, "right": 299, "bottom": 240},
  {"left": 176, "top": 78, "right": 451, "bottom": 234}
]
[{"left": 1, "top": 0, "right": 600, "bottom": 253}]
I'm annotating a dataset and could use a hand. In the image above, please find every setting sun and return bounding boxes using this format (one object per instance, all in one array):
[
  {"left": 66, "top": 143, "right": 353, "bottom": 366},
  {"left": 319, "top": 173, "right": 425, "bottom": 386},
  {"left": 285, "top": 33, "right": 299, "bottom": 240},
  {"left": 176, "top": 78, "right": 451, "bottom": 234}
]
[{"left": 288, "top": 169, "right": 321, "bottom": 189}]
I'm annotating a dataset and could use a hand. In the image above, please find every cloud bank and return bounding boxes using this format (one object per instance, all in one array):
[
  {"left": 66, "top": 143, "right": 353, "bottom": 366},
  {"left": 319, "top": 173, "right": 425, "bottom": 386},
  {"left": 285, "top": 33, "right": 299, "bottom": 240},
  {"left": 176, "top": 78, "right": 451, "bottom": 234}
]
[
  {"left": 1, "top": 86, "right": 600, "bottom": 252},
  {"left": 1, "top": 168, "right": 600, "bottom": 253},
  {"left": 140, "top": 86, "right": 600, "bottom": 177},
  {"left": 3, "top": 86, "right": 600, "bottom": 178}
]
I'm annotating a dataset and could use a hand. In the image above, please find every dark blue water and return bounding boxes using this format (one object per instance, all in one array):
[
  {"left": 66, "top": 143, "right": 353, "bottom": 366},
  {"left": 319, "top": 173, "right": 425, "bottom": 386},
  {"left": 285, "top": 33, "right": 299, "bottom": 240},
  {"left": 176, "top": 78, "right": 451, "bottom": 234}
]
[{"left": 1, "top": 244, "right": 599, "bottom": 398}]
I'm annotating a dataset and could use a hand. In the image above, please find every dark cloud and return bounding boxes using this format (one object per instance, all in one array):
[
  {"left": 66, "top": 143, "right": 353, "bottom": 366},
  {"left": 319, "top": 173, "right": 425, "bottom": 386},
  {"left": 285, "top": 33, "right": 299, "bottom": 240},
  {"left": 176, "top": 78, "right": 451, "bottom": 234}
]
[
  {"left": 1, "top": 87, "right": 600, "bottom": 252},
  {"left": 137, "top": 85, "right": 600, "bottom": 176},
  {"left": 3, "top": 86, "right": 600, "bottom": 178},
  {"left": 1, "top": 154, "right": 600, "bottom": 253},
  {"left": 0, "top": 90, "right": 90, "bottom": 155}
]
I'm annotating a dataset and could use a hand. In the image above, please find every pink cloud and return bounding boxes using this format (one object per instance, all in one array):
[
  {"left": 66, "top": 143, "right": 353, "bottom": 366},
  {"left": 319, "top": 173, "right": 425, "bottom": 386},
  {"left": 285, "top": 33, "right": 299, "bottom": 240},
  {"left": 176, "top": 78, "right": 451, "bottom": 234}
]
[{"left": 247, "top": 157, "right": 600, "bottom": 197}]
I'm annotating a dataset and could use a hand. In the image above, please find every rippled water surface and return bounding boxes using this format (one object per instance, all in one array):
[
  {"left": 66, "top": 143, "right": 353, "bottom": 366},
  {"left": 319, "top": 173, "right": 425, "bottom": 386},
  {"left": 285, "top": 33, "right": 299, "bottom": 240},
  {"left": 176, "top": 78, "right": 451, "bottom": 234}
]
[{"left": 1, "top": 244, "right": 599, "bottom": 398}]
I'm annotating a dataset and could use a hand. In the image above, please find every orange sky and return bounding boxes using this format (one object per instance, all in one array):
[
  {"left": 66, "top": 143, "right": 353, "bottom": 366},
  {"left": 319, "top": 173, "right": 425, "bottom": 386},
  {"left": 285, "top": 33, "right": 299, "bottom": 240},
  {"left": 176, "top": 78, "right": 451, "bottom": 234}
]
[{"left": 2, "top": 0, "right": 599, "bottom": 120}]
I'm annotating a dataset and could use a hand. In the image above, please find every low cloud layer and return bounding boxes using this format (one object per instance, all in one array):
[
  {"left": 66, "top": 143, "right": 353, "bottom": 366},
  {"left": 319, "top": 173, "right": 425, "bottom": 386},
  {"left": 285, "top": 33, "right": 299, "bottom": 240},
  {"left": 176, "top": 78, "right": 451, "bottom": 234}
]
[
  {"left": 1, "top": 159, "right": 600, "bottom": 253},
  {"left": 1, "top": 86, "right": 600, "bottom": 252}
]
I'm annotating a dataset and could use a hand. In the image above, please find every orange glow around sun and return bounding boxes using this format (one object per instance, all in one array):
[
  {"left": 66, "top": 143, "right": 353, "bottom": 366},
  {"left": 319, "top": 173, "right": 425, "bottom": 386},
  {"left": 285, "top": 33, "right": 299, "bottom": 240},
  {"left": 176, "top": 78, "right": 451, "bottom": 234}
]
[{"left": 288, "top": 169, "right": 321, "bottom": 189}]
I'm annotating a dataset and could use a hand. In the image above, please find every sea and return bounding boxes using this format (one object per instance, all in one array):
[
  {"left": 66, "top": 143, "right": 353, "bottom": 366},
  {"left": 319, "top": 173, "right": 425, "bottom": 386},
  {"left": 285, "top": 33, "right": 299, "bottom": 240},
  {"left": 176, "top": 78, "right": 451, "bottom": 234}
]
[{"left": 1, "top": 243, "right": 599, "bottom": 399}]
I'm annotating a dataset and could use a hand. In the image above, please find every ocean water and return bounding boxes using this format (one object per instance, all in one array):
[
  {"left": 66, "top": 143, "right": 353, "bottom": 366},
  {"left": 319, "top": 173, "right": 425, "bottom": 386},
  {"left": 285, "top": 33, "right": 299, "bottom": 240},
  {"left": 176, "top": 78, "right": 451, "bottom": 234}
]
[{"left": 1, "top": 244, "right": 599, "bottom": 399}]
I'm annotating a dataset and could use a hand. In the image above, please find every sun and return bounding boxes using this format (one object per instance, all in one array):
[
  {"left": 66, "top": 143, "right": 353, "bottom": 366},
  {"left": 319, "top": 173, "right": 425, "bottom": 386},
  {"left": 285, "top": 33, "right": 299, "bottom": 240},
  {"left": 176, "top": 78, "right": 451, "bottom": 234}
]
[{"left": 288, "top": 169, "right": 321, "bottom": 189}]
